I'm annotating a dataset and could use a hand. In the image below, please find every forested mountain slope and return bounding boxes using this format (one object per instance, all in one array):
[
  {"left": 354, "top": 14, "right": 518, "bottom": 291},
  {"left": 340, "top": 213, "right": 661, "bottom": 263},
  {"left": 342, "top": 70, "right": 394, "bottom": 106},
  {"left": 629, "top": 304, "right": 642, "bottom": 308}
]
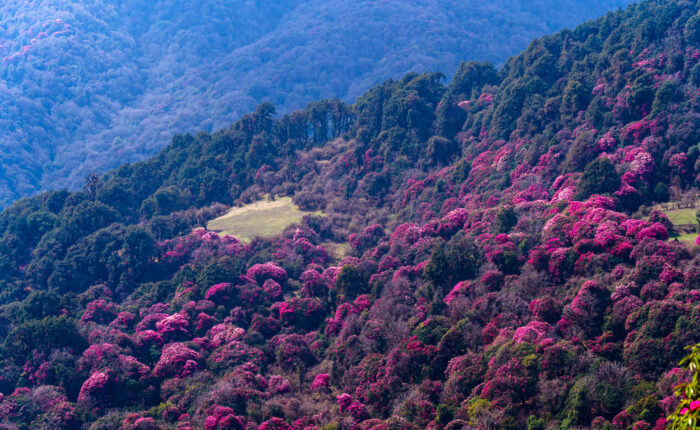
[
  {"left": 0, "top": 0, "right": 634, "bottom": 207},
  {"left": 0, "top": 0, "right": 699, "bottom": 428}
]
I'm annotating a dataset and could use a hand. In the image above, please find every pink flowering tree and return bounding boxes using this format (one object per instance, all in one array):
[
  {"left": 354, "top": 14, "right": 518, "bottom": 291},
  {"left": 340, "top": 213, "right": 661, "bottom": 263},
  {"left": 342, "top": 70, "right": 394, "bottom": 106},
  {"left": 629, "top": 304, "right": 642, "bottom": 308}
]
[
  {"left": 310, "top": 373, "right": 329, "bottom": 391},
  {"left": 667, "top": 343, "right": 700, "bottom": 429},
  {"left": 204, "top": 405, "right": 245, "bottom": 430},
  {"left": 153, "top": 343, "right": 200, "bottom": 379},
  {"left": 562, "top": 280, "right": 610, "bottom": 338},
  {"left": 81, "top": 300, "right": 118, "bottom": 324},
  {"left": 246, "top": 262, "right": 287, "bottom": 285},
  {"left": 77, "top": 370, "right": 114, "bottom": 406}
]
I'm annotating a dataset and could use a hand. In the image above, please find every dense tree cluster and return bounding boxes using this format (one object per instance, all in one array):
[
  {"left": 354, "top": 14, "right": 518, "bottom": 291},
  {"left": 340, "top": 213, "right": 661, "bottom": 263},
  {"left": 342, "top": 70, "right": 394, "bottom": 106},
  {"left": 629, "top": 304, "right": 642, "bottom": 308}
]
[{"left": 0, "top": 0, "right": 698, "bottom": 428}]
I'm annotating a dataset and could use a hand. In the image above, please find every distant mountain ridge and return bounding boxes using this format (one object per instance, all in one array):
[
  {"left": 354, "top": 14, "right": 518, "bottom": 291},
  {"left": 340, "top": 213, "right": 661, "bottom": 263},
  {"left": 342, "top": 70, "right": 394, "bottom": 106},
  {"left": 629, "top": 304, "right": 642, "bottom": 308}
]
[{"left": 0, "top": 0, "right": 634, "bottom": 207}]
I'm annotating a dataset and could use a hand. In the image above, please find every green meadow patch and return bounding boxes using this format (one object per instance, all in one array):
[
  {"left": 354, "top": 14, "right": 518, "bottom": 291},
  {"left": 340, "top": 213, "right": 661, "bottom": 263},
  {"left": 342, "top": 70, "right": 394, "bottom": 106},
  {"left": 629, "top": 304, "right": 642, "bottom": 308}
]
[
  {"left": 207, "top": 196, "right": 322, "bottom": 243},
  {"left": 673, "top": 232, "right": 698, "bottom": 245},
  {"left": 652, "top": 200, "right": 699, "bottom": 244},
  {"left": 661, "top": 207, "right": 697, "bottom": 226}
]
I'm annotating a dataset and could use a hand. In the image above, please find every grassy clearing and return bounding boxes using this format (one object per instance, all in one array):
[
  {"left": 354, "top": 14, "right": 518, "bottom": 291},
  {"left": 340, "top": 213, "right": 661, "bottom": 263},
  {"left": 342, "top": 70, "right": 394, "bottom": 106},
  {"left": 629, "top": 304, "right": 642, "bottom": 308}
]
[
  {"left": 207, "top": 196, "right": 322, "bottom": 243},
  {"left": 673, "top": 232, "right": 698, "bottom": 245},
  {"left": 322, "top": 241, "right": 352, "bottom": 260},
  {"left": 652, "top": 200, "right": 699, "bottom": 243},
  {"left": 662, "top": 208, "right": 697, "bottom": 226}
]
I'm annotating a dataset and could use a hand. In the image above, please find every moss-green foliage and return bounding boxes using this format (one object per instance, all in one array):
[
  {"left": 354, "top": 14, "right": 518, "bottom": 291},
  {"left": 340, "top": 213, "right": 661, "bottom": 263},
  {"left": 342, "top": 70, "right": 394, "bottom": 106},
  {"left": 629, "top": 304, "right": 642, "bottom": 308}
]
[
  {"left": 527, "top": 415, "right": 546, "bottom": 430},
  {"left": 335, "top": 265, "right": 368, "bottom": 300},
  {"left": 491, "top": 206, "right": 518, "bottom": 234},
  {"left": 450, "top": 159, "right": 472, "bottom": 183},
  {"left": 575, "top": 158, "right": 621, "bottom": 200},
  {"left": 413, "top": 317, "right": 450, "bottom": 345},
  {"left": 561, "top": 380, "right": 590, "bottom": 428}
]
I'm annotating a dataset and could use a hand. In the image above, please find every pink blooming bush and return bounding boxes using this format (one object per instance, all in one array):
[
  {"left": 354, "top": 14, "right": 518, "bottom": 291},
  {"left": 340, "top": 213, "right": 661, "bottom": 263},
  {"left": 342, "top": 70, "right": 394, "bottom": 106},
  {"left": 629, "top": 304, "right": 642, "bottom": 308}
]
[
  {"left": 208, "top": 341, "right": 264, "bottom": 370},
  {"left": 347, "top": 400, "right": 370, "bottom": 422},
  {"left": 273, "top": 297, "right": 325, "bottom": 329},
  {"left": 136, "top": 330, "right": 164, "bottom": 349},
  {"left": 262, "top": 279, "right": 282, "bottom": 300},
  {"left": 136, "top": 313, "right": 169, "bottom": 332},
  {"left": 349, "top": 223, "right": 385, "bottom": 253},
  {"left": 81, "top": 299, "right": 118, "bottom": 324},
  {"left": 246, "top": 262, "right": 287, "bottom": 285},
  {"left": 337, "top": 393, "right": 352, "bottom": 412},
  {"left": 562, "top": 280, "right": 610, "bottom": 337},
  {"left": 77, "top": 370, "right": 112, "bottom": 405},
  {"left": 153, "top": 343, "right": 200, "bottom": 379},
  {"left": 267, "top": 375, "right": 291, "bottom": 394},
  {"left": 204, "top": 406, "right": 245, "bottom": 430},
  {"left": 208, "top": 324, "right": 245, "bottom": 347},
  {"left": 130, "top": 417, "right": 160, "bottom": 430},
  {"left": 630, "top": 151, "right": 655, "bottom": 179},
  {"left": 257, "top": 417, "right": 292, "bottom": 430},
  {"left": 205, "top": 283, "right": 236, "bottom": 305},
  {"left": 513, "top": 321, "right": 554, "bottom": 345},
  {"left": 156, "top": 312, "right": 190, "bottom": 341},
  {"left": 110, "top": 311, "right": 135, "bottom": 329},
  {"left": 669, "top": 153, "right": 688, "bottom": 175},
  {"left": 529, "top": 297, "right": 561, "bottom": 323},
  {"left": 270, "top": 334, "right": 314, "bottom": 369},
  {"left": 78, "top": 343, "right": 120, "bottom": 371},
  {"left": 310, "top": 373, "right": 329, "bottom": 391},
  {"left": 444, "top": 352, "right": 486, "bottom": 404},
  {"left": 636, "top": 223, "right": 669, "bottom": 241}
]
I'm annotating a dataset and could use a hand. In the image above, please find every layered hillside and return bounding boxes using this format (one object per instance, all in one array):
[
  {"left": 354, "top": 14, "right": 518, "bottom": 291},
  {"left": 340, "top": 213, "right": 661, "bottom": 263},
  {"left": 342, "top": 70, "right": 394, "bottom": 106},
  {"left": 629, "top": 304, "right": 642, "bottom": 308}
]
[
  {"left": 0, "top": 0, "right": 634, "bottom": 207},
  {"left": 0, "top": 0, "right": 699, "bottom": 428}
]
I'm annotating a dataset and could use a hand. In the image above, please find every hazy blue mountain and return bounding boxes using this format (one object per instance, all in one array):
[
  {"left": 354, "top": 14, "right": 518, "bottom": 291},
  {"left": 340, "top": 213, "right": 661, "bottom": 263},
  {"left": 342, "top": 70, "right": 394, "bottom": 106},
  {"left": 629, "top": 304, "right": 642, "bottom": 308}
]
[{"left": 0, "top": 0, "right": 633, "bottom": 207}]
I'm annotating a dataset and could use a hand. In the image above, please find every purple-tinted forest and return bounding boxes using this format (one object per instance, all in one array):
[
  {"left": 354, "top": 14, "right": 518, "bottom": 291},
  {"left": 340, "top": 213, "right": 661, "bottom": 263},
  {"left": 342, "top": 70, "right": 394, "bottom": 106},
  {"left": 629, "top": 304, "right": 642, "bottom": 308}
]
[{"left": 0, "top": 0, "right": 699, "bottom": 429}]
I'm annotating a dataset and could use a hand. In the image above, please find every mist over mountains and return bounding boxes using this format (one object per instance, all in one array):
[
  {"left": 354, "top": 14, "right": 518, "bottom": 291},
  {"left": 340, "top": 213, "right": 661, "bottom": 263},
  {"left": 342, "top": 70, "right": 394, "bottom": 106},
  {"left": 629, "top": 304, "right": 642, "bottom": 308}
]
[{"left": 0, "top": 0, "right": 633, "bottom": 207}]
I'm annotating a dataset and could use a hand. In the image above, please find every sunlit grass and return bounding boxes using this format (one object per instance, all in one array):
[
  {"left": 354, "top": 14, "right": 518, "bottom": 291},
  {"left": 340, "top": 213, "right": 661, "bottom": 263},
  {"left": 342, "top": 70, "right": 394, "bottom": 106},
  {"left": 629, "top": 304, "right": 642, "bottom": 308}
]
[
  {"left": 207, "top": 196, "right": 322, "bottom": 243},
  {"left": 662, "top": 208, "right": 698, "bottom": 226},
  {"left": 673, "top": 232, "right": 697, "bottom": 245},
  {"left": 652, "top": 201, "right": 699, "bottom": 244}
]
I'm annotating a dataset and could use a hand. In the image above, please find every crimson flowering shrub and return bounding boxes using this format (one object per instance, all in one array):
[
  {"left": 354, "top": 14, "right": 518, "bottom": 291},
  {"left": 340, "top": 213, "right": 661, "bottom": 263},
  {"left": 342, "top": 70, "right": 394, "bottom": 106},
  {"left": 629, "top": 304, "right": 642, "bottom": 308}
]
[
  {"left": 443, "top": 352, "right": 486, "bottom": 405},
  {"left": 136, "top": 329, "right": 164, "bottom": 350},
  {"left": 247, "top": 263, "right": 287, "bottom": 285},
  {"left": 205, "top": 283, "right": 237, "bottom": 306},
  {"left": 349, "top": 224, "right": 385, "bottom": 254},
  {"left": 153, "top": 343, "right": 200, "bottom": 379},
  {"left": 269, "top": 334, "right": 315, "bottom": 370},
  {"left": 156, "top": 312, "right": 190, "bottom": 341},
  {"left": 110, "top": 311, "right": 136, "bottom": 330},
  {"left": 267, "top": 375, "right": 291, "bottom": 395},
  {"left": 136, "top": 312, "right": 169, "bottom": 333},
  {"left": 512, "top": 321, "right": 554, "bottom": 346},
  {"left": 262, "top": 279, "right": 283, "bottom": 301},
  {"left": 256, "top": 417, "right": 292, "bottom": 430},
  {"left": 561, "top": 280, "right": 610, "bottom": 338},
  {"left": 310, "top": 373, "right": 329, "bottom": 391},
  {"left": 529, "top": 297, "right": 561, "bottom": 323},
  {"left": 81, "top": 299, "right": 118, "bottom": 324},
  {"left": 204, "top": 405, "right": 246, "bottom": 430},
  {"left": 272, "top": 297, "right": 325, "bottom": 329},
  {"left": 77, "top": 370, "right": 113, "bottom": 405},
  {"left": 208, "top": 341, "right": 264, "bottom": 371}
]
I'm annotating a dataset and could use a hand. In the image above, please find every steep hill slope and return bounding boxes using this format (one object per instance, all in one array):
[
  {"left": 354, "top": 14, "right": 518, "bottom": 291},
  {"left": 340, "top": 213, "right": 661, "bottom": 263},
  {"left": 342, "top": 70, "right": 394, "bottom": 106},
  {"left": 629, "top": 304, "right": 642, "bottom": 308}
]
[
  {"left": 0, "top": 0, "right": 699, "bottom": 428},
  {"left": 0, "top": 0, "right": 634, "bottom": 207}
]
